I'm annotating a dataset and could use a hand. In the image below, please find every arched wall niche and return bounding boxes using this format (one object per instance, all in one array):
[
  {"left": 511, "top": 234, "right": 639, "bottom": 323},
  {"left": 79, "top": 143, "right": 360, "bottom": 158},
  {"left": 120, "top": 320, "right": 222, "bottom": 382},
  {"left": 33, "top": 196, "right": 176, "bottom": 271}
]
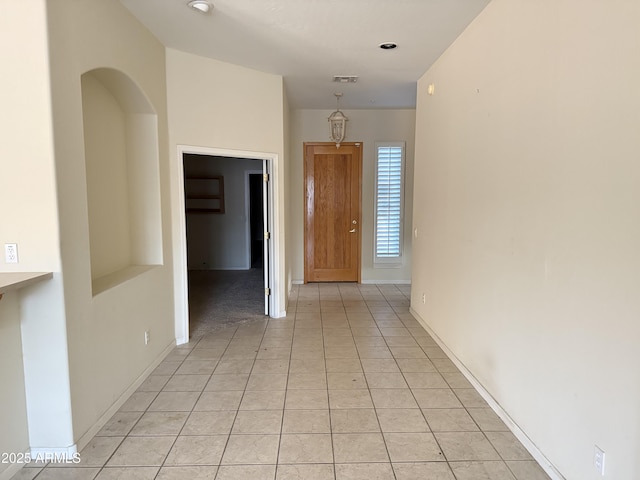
[{"left": 80, "top": 68, "right": 163, "bottom": 294}]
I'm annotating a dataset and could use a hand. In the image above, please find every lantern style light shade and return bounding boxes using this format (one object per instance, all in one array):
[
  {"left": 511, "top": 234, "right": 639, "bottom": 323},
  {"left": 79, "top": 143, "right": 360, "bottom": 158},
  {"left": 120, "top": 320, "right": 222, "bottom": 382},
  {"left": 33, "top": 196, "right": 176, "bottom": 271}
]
[{"left": 328, "top": 93, "right": 348, "bottom": 148}]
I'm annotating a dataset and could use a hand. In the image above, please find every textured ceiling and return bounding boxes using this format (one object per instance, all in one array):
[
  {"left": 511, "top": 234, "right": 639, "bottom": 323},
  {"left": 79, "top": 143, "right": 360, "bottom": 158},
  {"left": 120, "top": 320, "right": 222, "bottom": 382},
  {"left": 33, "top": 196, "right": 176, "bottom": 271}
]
[{"left": 120, "top": 0, "right": 491, "bottom": 109}]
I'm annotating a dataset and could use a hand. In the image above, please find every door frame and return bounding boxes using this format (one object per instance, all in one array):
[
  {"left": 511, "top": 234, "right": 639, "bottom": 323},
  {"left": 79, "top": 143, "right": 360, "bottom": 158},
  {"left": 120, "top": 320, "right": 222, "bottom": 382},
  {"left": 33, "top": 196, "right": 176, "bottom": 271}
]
[
  {"left": 245, "top": 166, "right": 271, "bottom": 316},
  {"left": 304, "top": 142, "right": 362, "bottom": 283},
  {"left": 174, "top": 145, "right": 279, "bottom": 344},
  {"left": 245, "top": 169, "right": 264, "bottom": 269}
]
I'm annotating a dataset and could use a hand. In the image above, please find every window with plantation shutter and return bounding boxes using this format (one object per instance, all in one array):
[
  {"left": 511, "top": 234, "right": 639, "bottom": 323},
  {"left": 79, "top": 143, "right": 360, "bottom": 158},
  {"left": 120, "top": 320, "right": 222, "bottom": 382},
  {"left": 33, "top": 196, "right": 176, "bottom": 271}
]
[{"left": 374, "top": 142, "right": 405, "bottom": 266}]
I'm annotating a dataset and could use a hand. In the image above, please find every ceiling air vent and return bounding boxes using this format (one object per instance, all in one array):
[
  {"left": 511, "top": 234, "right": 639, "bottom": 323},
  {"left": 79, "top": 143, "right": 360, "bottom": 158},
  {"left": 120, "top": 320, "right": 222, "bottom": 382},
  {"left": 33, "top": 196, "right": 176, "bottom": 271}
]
[{"left": 332, "top": 76, "right": 359, "bottom": 84}]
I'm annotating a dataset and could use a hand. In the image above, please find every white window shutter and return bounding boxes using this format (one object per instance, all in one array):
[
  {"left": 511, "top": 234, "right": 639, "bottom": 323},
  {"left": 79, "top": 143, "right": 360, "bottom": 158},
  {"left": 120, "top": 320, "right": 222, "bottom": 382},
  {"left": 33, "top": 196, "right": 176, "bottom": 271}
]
[{"left": 375, "top": 143, "right": 404, "bottom": 263}]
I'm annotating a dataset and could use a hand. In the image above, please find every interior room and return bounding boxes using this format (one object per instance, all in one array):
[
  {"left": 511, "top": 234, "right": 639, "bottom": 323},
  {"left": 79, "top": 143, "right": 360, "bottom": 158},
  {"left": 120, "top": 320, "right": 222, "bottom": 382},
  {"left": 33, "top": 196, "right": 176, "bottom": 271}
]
[
  {"left": 1, "top": 1, "right": 639, "bottom": 480},
  {"left": 183, "top": 154, "right": 267, "bottom": 335}
]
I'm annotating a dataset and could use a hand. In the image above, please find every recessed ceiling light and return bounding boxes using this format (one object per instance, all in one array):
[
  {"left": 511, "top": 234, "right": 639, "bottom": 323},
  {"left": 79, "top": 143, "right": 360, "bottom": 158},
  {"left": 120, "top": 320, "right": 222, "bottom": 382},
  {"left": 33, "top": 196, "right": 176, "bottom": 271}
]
[
  {"left": 379, "top": 42, "right": 398, "bottom": 50},
  {"left": 188, "top": 0, "right": 213, "bottom": 14}
]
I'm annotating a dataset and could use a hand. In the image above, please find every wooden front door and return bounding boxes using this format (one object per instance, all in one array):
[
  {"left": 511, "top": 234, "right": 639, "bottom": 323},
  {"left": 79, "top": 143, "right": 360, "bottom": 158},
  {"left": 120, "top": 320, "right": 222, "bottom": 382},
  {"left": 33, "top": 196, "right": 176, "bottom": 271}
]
[{"left": 304, "top": 142, "right": 362, "bottom": 282}]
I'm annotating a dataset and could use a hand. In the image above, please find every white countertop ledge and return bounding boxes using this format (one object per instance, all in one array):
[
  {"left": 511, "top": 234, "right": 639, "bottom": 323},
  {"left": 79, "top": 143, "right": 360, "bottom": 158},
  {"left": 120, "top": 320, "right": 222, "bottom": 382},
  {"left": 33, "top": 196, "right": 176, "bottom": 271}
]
[{"left": 0, "top": 272, "right": 53, "bottom": 296}]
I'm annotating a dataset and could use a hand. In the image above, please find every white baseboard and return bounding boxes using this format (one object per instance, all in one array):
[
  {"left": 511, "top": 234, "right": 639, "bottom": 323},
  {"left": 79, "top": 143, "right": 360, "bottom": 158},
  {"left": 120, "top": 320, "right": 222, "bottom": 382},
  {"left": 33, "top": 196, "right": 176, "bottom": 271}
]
[
  {"left": 409, "top": 307, "right": 565, "bottom": 480},
  {"left": 291, "top": 279, "right": 411, "bottom": 285},
  {"left": 189, "top": 266, "right": 250, "bottom": 271},
  {"left": 73, "top": 340, "right": 176, "bottom": 453},
  {"left": 361, "top": 279, "right": 411, "bottom": 285}
]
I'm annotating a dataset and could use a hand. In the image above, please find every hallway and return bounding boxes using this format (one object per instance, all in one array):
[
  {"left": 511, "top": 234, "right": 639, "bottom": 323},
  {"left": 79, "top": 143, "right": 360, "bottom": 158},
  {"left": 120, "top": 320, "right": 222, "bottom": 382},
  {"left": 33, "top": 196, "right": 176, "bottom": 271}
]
[{"left": 14, "top": 284, "right": 549, "bottom": 480}]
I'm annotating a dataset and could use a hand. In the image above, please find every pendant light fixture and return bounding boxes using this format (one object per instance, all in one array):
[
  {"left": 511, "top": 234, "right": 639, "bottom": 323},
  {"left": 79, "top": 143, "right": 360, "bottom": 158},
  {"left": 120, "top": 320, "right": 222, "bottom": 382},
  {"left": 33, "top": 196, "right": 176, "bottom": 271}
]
[{"left": 328, "top": 93, "right": 348, "bottom": 148}]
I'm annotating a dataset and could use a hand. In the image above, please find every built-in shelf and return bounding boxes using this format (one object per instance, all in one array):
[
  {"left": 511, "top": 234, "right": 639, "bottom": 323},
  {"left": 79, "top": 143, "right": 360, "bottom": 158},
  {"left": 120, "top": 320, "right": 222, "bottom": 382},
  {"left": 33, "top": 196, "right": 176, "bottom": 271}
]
[
  {"left": 0, "top": 272, "right": 53, "bottom": 301},
  {"left": 185, "top": 175, "right": 225, "bottom": 214},
  {"left": 92, "top": 265, "right": 158, "bottom": 296}
]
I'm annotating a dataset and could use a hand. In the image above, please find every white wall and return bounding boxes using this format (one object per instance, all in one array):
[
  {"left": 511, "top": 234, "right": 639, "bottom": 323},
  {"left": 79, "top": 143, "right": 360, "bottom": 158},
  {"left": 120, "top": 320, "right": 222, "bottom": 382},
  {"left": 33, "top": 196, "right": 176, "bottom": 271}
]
[
  {"left": 0, "top": 293, "right": 29, "bottom": 480},
  {"left": 0, "top": 0, "right": 60, "bottom": 273},
  {"left": 289, "top": 108, "right": 416, "bottom": 284},
  {"left": 47, "top": 0, "right": 175, "bottom": 445},
  {"left": 411, "top": 1, "right": 640, "bottom": 479},
  {"left": 166, "top": 49, "right": 288, "bottom": 323},
  {"left": 0, "top": 0, "right": 72, "bottom": 464},
  {"left": 283, "top": 90, "right": 292, "bottom": 295},
  {"left": 184, "top": 155, "right": 263, "bottom": 270}
]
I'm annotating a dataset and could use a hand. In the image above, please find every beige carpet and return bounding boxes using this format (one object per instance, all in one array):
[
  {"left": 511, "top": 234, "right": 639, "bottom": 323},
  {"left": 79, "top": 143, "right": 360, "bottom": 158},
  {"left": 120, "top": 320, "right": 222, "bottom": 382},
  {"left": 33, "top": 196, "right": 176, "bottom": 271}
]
[{"left": 188, "top": 269, "right": 266, "bottom": 337}]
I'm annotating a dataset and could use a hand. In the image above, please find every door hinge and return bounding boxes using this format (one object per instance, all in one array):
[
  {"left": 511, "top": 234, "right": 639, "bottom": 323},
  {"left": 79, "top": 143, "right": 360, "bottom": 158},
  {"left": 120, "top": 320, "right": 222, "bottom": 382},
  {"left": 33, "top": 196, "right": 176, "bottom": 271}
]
[
  {"left": 263, "top": 173, "right": 270, "bottom": 182},
  {"left": 265, "top": 287, "right": 271, "bottom": 296},
  {"left": 264, "top": 232, "right": 271, "bottom": 240}
]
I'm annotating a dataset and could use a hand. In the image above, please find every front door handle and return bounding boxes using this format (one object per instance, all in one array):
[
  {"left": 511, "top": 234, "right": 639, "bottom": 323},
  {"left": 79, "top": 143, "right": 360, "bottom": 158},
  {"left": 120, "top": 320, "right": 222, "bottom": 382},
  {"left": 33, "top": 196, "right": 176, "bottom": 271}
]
[{"left": 349, "top": 228, "right": 356, "bottom": 233}]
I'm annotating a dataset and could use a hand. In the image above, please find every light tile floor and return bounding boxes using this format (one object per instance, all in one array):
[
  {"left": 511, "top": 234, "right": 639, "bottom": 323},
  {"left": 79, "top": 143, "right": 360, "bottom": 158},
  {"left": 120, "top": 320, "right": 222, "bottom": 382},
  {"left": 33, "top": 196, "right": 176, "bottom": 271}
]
[{"left": 14, "top": 284, "right": 550, "bottom": 480}]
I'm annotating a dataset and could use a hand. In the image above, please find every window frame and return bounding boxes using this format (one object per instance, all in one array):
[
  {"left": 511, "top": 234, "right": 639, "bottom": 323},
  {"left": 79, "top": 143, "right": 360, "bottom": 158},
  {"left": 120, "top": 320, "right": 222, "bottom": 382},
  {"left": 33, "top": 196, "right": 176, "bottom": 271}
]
[{"left": 373, "top": 141, "right": 405, "bottom": 267}]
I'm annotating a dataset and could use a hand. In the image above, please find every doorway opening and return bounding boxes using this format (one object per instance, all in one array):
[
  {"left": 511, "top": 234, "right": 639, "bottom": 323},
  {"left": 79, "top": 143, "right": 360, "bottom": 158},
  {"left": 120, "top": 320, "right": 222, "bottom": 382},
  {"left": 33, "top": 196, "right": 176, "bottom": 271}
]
[{"left": 182, "top": 153, "right": 271, "bottom": 337}]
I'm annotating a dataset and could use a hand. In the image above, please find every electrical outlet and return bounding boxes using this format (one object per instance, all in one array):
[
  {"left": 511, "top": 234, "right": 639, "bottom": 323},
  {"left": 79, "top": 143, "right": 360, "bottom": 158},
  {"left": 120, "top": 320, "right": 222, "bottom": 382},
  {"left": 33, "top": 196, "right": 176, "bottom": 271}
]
[
  {"left": 144, "top": 330, "right": 150, "bottom": 345},
  {"left": 594, "top": 446, "right": 605, "bottom": 475},
  {"left": 5, "top": 244, "right": 18, "bottom": 263}
]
